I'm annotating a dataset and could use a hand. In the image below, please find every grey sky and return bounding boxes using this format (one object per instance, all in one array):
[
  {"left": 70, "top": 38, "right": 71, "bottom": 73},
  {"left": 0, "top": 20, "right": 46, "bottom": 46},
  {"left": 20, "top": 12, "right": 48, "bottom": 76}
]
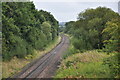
[{"left": 33, "top": 2, "right": 118, "bottom": 22}]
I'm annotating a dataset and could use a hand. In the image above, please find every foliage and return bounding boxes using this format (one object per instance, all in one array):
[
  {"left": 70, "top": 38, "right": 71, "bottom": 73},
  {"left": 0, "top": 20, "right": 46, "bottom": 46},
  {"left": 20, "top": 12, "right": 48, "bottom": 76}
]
[
  {"left": 55, "top": 62, "right": 111, "bottom": 78},
  {"left": 2, "top": 36, "right": 61, "bottom": 78},
  {"left": 41, "top": 22, "right": 52, "bottom": 41},
  {"left": 102, "top": 18, "right": 120, "bottom": 52},
  {"left": 56, "top": 6, "right": 120, "bottom": 78},
  {"left": 3, "top": 35, "right": 28, "bottom": 60},
  {"left": 103, "top": 53, "right": 120, "bottom": 78},
  {"left": 2, "top": 2, "right": 59, "bottom": 61},
  {"left": 64, "top": 7, "right": 120, "bottom": 52},
  {"left": 63, "top": 40, "right": 78, "bottom": 59},
  {"left": 55, "top": 51, "right": 113, "bottom": 78}
]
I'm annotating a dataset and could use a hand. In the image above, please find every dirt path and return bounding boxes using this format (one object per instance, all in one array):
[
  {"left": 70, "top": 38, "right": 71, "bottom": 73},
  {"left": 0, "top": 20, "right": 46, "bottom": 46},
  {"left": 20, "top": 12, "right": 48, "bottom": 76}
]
[{"left": 13, "top": 34, "right": 69, "bottom": 78}]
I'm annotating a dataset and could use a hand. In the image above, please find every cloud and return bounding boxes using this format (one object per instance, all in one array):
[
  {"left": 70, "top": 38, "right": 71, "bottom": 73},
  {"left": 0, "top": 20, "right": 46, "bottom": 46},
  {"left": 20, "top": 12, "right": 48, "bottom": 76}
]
[
  {"left": 31, "top": 0, "right": 119, "bottom": 2},
  {"left": 33, "top": 1, "right": 118, "bottom": 22}
]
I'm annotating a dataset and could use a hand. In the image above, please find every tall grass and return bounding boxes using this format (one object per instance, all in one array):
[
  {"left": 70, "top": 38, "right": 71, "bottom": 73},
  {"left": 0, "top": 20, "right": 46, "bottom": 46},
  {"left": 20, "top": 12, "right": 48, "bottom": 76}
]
[{"left": 55, "top": 50, "right": 118, "bottom": 78}]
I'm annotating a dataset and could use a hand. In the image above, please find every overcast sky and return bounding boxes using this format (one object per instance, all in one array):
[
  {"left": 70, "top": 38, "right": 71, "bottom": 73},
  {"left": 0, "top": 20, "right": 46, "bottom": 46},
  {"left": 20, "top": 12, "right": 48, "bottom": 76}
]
[{"left": 32, "top": 0, "right": 119, "bottom": 22}]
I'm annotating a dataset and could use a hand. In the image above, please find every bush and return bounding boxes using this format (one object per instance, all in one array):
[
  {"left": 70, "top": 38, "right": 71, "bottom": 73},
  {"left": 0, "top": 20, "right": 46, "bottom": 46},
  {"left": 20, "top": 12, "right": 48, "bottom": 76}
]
[
  {"left": 72, "top": 37, "right": 92, "bottom": 52},
  {"left": 103, "top": 40, "right": 119, "bottom": 53},
  {"left": 103, "top": 53, "right": 120, "bottom": 78},
  {"left": 63, "top": 46, "right": 77, "bottom": 59},
  {"left": 26, "top": 27, "right": 47, "bottom": 50},
  {"left": 26, "top": 44, "right": 34, "bottom": 55},
  {"left": 55, "top": 51, "right": 111, "bottom": 78},
  {"left": 63, "top": 38, "right": 79, "bottom": 59},
  {"left": 3, "top": 35, "right": 28, "bottom": 60},
  {"left": 34, "top": 32, "right": 47, "bottom": 50}
]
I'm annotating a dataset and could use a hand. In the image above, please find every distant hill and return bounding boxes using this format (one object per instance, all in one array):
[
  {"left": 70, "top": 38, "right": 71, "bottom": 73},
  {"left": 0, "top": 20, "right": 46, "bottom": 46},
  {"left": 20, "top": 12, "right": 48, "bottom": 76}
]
[
  {"left": 59, "top": 22, "right": 66, "bottom": 26},
  {"left": 118, "top": 1, "right": 120, "bottom": 14}
]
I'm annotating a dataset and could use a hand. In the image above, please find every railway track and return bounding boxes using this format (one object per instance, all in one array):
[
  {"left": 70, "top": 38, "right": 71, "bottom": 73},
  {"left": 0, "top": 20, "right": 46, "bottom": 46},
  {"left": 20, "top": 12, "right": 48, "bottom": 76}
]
[{"left": 11, "top": 34, "right": 69, "bottom": 79}]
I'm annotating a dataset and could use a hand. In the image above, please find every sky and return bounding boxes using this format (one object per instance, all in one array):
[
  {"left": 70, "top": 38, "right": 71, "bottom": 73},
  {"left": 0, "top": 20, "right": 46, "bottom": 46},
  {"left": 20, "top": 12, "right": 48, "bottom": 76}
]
[{"left": 32, "top": 0, "right": 119, "bottom": 22}]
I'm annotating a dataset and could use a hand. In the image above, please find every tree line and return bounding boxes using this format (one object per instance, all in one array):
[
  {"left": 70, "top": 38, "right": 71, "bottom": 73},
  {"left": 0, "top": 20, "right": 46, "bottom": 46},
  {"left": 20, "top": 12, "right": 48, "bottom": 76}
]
[
  {"left": 64, "top": 7, "right": 120, "bottom": 53},
  {"left": 63, "top": 7, "right": 120, "bottom": 77},
  {"left": 2, "top": 2, "right": 59, "bottom": 61}
]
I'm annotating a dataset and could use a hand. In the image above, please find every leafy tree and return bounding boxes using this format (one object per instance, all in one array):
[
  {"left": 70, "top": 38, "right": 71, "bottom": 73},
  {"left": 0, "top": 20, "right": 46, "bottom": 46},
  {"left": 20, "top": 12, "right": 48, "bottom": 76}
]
[
  {"left": 102, "top": 18, "right": 120, "bottom": 52},
  {"left": 41, "top": 21, "right": 52, "bottom": 41},
  {"left": 2, "top": 2, "right": 59, "bottom": 61},
  {"left": 65, "top": 7, "right": 119, "bottom": 52}
]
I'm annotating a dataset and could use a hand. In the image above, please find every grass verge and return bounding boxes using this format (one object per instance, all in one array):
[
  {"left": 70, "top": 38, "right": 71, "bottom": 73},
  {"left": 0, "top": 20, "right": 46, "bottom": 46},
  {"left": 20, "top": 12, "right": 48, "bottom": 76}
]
[
  {"left": 55, "top": 50, "right": 119, "bottom": 78},
  {"left": 2, "top": 36, "right": 61, "bottom": 78}
]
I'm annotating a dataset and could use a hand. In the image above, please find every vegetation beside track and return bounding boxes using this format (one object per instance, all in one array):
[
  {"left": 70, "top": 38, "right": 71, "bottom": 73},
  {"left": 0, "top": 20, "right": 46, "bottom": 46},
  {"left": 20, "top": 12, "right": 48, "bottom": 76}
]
[
  {"left": 55, "top": 50, "right": 120, "bottom": 78},
  {"left": 2, "top": 36, "right": 61, "bottom": 78}
]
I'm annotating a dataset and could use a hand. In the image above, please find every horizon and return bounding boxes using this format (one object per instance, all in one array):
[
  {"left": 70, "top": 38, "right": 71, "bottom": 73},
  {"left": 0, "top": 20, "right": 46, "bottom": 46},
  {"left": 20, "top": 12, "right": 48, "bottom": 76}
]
[{"left": 33, "top": 1, "right": 119, "bottom": 22}]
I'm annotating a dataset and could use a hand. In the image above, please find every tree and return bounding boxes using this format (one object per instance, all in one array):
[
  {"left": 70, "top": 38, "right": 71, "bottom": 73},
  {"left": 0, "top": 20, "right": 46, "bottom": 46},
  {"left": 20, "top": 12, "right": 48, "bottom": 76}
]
[
  {"left": 41, "top": 21, "right": 52, "bottom": 42},
  {"left": 65, "top": 7, "right": 119, "bottom": 52},
  {"left": 2, "top": 2, "right": 59, "bottom": 61},
  {"left": 102, "top": 18, "right": 120, "bottom": 52}
]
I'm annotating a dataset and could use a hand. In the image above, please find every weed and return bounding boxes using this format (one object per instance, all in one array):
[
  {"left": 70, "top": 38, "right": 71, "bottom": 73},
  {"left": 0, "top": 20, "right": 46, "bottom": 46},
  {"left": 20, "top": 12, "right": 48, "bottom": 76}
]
[{"left": 55, "top": 50, "right": 113, "bottom": 78}]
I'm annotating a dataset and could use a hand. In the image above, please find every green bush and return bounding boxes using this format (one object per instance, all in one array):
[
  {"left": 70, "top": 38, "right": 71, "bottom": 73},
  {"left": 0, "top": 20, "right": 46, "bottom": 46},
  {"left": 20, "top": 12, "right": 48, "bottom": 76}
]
[
  {"left": 34, "top": 32, "right": 47, "bottom": 50},
  {"left": 72, "top": 37, "right": 93, "bottom": 52},
  {"left": 55, "top": 52, "right": 111, "bottom": 78},
  {"left": 26, "top": 27, "right": 47, "bottom": 50},
  {"left": 26, "top": 44, "right": 34, "bottom": 55},
  {"left": 63, "top": 38, "right": 79, "bottom": 59},
  {"left": 103, "top": 53, "right": 120, "bottom": 78},
  {"left": 3, "top": 35, "right": 27, "bottom": 60},
  {"left": 63, "top": 46, "right": 77, "bottom": 59}
]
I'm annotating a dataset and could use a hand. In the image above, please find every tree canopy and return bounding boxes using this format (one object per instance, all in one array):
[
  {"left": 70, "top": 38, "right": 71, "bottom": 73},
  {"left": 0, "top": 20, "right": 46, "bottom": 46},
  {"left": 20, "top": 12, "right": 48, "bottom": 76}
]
[
  {"left": 64, "top": 7, "right": 120, "bottom": 52},
  {"left": 2, "top": 2, "right": 59, "bottom": 61}
]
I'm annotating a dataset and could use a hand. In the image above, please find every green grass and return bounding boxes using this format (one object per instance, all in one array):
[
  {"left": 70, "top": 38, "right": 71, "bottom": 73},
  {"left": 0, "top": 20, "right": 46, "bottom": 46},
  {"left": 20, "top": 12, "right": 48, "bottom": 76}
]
[
  {"left": 55, "top": 50, "right": 114, "bottom": 78},
  {"left": 55, "top": 62, "right": 111, "bottom": 78}
]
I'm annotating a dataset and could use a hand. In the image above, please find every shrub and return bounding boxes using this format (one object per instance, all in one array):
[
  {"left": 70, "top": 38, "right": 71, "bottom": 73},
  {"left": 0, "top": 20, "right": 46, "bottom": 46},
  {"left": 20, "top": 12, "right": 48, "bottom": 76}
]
[
  {"left": 103, "top": 53, "right": 120, "bottom": 78},
  {"left": 72, "top": 37, "right": 92, "bottom": 52},
  {"left": 3, "top": 35, "right": 28, "bottom": 60},
  {"left": 55, "top": 51, "right": 111, "bottom": 78}
]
